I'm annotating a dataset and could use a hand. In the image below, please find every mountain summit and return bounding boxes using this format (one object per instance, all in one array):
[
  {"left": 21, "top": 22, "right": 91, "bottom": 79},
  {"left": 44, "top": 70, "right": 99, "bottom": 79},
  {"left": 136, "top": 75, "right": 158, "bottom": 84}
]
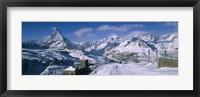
[
  {"left": 45, "top": 27, "right": 74, "bottom": 49},
  {"left": 46, "top": 27, "right": 65, "bottom": 43}
]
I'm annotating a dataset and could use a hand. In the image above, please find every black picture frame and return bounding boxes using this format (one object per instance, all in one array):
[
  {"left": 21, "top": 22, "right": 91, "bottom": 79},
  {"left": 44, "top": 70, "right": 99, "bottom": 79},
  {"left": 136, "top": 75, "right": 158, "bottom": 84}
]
[{"left": 0, "top": 0, "right": 200, "bottom": 97}]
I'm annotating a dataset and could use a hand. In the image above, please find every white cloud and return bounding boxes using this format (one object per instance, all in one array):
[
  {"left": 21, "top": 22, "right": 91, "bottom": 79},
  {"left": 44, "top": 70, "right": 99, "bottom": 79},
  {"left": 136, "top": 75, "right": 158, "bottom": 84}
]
[
  {"left": 74, "top": 28, "right": 93, "bottom": 37},
  {"left": 97, "top": 25, "right": 128, "bottom": 31},
  {"left": 74, "top": 24, "right": 144, "bottom": 37},
  {"left": 125, "top": 31, "right": 152, "bottom": 37},
  {"left": 86, "top": 33, "right": 96, "bottom": 37},
  {"left": 163, "top": 22, "right": 178, "bottom": 26},
  {"left": 97, "top": 24, "right": 143, "bottom": 32},
  {"left": 122, "top": 24, "right": 144, "bottom": 28}
]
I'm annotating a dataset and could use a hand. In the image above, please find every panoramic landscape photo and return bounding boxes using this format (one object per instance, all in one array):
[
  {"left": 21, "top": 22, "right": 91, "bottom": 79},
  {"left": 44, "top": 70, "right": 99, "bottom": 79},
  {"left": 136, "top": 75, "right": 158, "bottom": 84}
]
[{"left": 22, "top": 22, "right": 178, "bottom": 75}]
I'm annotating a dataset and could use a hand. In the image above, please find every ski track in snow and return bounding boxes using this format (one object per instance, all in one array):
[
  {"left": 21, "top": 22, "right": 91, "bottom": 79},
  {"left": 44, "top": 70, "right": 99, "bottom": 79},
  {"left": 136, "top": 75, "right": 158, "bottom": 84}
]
[{"left": 90, "top": 62, "right": 178, "bottom": 75}]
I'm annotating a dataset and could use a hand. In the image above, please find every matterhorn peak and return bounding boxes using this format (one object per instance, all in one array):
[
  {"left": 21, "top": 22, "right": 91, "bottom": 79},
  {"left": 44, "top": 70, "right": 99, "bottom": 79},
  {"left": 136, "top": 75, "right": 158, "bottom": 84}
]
[
  {"left": 44, "top": 27, "right": 74, "bottom": 49},
  {"left": 46, "top": 27, "right": 65, "bottom": 43},
  {"left": 108, "top": 33, "right": 119, "bottom": 40},
  {"left": 52, "top": 27, "right": 63, "bottom": 39}
]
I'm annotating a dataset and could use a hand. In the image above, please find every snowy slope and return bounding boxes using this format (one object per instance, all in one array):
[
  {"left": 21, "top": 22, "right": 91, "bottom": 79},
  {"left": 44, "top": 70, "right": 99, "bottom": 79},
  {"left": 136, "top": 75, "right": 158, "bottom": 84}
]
[
  {"left": 90, "top": 62, "right": 178, "bottom": 75},
  {"left": 22, "top": 48, "right": 78, "bottom": 61},
  {"left": 68, "top": 49, "right": 97, "bottom": 63},
  {"left": 22, "top": 48, "right": 78, "bottom": 75},
  {"left": 155, "top": 32, "right": 178, "bottom": 49},
  {"left": 124, "top": 31, "right": 156, "bottom": 43},
  {"left": 41, "top": 65, "right": 67, "bottom": 75},
  {"left": 159, "top": 32, "right": 178, "bottom": 42},
  {"left": 84, "top": 34, "right": 121, "bottom": 52},
  {"left": 154, "top": 32, "right": 178, "bottom": 58},
  {"left": 104, "top": 37, "right": 156, "bottom": 61}
]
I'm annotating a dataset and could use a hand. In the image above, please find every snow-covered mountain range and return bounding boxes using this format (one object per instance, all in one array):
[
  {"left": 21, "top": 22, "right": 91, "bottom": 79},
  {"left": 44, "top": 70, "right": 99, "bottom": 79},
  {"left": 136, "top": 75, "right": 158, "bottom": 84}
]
[{"left": 22, "top": 27, "right": 178, "bottom": 75}]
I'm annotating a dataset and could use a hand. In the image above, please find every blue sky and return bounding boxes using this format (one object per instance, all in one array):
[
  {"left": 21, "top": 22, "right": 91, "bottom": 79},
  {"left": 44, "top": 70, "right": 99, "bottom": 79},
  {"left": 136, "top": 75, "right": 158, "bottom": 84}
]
[{"left": 22, "top": 22, "right": 178, "bottom": 42}]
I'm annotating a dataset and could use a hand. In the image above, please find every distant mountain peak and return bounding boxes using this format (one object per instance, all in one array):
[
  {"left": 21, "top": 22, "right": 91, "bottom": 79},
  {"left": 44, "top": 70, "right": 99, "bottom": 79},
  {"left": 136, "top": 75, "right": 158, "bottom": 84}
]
[
  {"left": 104, "top": 33, "right": 119, "bottom": 42},
  {"left": 124, "top": 31, "right": 155, "bottom": 42},
  {"left": 159, "top": 32, "right": 178, "bottom": 42},
  {"left": 108, "top": 33, "right": 119, "bottom": 39},
  {"left": 130, "top": 37, "right": 140, "bottom": 42},
  {"left": 98, "top": 33, "right": 120, "bottom": 44}
]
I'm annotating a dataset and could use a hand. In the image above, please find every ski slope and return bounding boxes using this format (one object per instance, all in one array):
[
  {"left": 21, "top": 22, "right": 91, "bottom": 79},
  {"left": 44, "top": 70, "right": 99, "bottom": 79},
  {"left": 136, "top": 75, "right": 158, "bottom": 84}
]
[{"left": 90, "top": 62, "right": 178, "bottom": 75}]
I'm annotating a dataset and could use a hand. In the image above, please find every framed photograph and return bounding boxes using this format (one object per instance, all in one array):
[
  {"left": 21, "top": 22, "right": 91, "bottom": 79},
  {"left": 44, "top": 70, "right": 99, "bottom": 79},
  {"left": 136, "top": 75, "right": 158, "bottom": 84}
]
[{"left": 0, "top": 0, "right": 200, "bottom": 97}]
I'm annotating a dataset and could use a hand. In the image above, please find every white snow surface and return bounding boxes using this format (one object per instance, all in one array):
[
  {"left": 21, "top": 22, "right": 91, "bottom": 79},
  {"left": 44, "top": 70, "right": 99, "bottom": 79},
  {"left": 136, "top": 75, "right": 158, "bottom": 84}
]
[
  {"left": 22, "top": 48, "right": 77, "bottom": 61},
  {"left": 96, "top": 43, "right": 108, "bottom": 50},
  {"left": 90, "top": 62, "right": 178, "bottom": 75},
  {"left": 41, "top": 65, "right": 67, "bottom": 75},
  {"left": 109, "top": 39, "right": 151, "bottom": 53},
  {"left": 64, "top": 66, "right": 76, "bottom": 71},
  {"left": 124, "top": 31, "right": 155, "bottom": 42},
  {"left": 69, "top": 50, "right": 97, "bottom": 63},
  {"left": 159, "top": 32, "right": 178, "bottom": 42}
]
